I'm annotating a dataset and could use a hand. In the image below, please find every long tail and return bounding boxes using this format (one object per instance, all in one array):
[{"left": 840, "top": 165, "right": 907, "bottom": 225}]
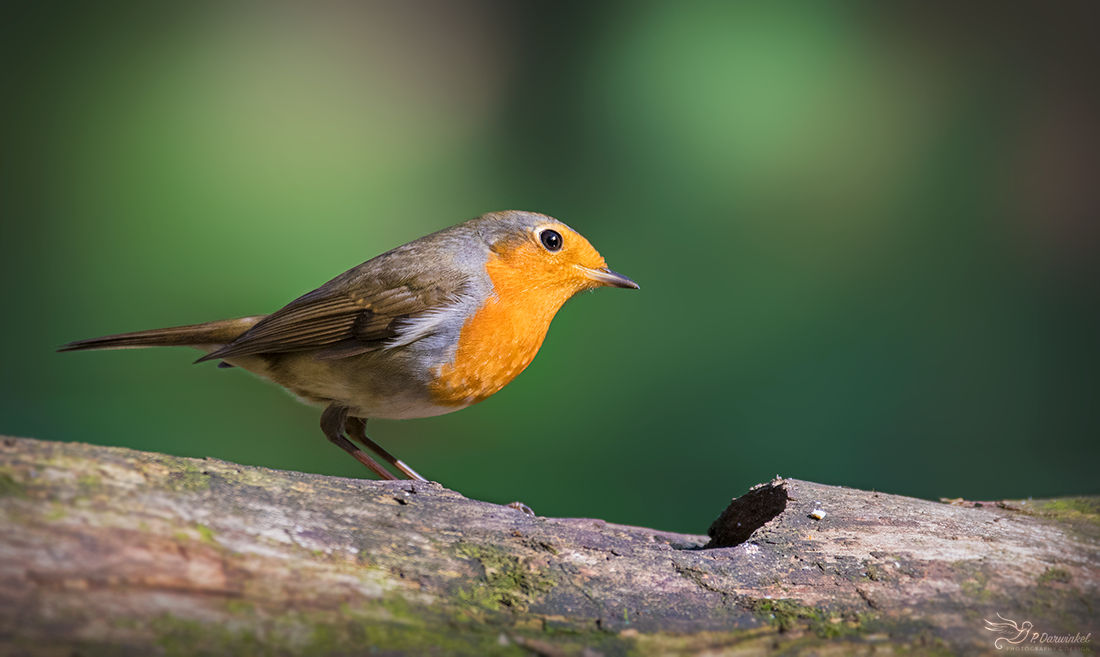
[{"left": 58, "top": 316, "right": 264, "bottom": 353}]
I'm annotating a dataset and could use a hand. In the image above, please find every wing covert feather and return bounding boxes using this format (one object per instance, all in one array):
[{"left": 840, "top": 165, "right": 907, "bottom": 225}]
[{"left": 196, "top": 264, "right": 469, "bottom": 362}]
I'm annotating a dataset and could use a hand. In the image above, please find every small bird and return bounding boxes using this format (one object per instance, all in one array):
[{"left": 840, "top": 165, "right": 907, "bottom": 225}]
[{"left": 60, "top": 210, "right": 638, "bottom": 482}]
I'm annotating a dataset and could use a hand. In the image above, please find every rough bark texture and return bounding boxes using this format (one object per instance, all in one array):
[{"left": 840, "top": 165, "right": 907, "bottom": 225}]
[{"left": 0, "top": 436, "right": 1096, "bottom": 656}]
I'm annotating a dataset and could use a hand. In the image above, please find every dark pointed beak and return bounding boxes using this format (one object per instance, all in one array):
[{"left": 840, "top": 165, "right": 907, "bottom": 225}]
[{"left": 576, "top": 265, "right": 640, "bottom": 289}]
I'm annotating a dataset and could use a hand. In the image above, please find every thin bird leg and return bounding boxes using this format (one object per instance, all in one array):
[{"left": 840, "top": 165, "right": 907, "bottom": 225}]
[
  {"left": 320, "top": 404, "right": 397, "bottom": 480},
  {"left": 345, "top": 416, "right": 427, "bottom": 482}
]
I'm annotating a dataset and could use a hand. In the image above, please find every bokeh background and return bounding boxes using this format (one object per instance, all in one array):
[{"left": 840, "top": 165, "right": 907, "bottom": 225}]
[{"left": 2, "top": 2, "right": 1097, "bottom": 534}]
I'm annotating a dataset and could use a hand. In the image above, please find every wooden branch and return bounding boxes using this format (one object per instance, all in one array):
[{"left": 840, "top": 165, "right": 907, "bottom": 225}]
[{"left": 1, "top": 437, "right": 1096, "bottom": 656}]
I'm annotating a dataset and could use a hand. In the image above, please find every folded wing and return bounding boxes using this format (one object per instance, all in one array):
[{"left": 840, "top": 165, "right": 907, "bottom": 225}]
[{"left": 196, "top": 270, "right": 468, "bottom": 363}]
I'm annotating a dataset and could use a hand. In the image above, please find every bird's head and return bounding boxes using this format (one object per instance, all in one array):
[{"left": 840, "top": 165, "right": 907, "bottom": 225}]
[
  {"left": 476, "top": 211, "right": 638, "bottom": 308},
  {"left": 425, "top": 211, "right": 638, "bottom": 407}
]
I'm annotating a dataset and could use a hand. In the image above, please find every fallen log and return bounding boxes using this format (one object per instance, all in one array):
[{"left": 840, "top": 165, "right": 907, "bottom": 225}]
[{"left": 0, "top": 437, "right": 1096, "bottom": 656}]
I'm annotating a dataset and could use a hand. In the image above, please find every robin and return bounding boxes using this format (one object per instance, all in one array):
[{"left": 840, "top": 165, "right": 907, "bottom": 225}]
[{"left": 60, "top": 210, "right": 638, "bottom": 483}]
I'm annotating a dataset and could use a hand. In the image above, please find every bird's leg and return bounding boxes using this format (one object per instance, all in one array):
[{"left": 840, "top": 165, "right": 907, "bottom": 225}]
[
  {"left": 320, "top": 404, "right": 397, "bottom": 480},
  {"left": 345, "top": 417, "right": 427, "bottom": 482}
]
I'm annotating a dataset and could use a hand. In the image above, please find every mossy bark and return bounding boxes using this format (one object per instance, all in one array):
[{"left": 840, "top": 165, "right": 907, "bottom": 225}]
[{"left": 1, "top": 437, "right": 1096, "bottom": 656}]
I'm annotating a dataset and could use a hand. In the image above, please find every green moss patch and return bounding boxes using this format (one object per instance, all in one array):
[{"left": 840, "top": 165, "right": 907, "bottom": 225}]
[
  {"left": 747, "top": 598, "right": 876, "bottom": 639},
  {"left": 1037, "top": 567, "right": 1072, "bottom": 585},
  {"left": 162, "top": 461, "right": 212, "bottom": 492},
  {"left": 1009, "top": 496, "right": 1100, "bottom": 542},
  {"left": 1036, "top": 498, "right": 1100, "bottom": 517},
  {"left": 0, "top": 471, "right": 26, "bottom": 498},
  {"left": 454, "top": 543, "right": 555, "bottom": 613},
  {"left": 194, "top": 523, "right": 216, "bottom": 545}
]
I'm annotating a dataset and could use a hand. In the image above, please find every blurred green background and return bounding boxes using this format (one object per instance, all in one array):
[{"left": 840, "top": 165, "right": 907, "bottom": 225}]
[{"left": 2, "top": 2, "right": 1097, "bottom": 534}]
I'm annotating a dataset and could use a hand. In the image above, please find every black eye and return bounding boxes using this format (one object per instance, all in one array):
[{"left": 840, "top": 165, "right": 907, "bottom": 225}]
[{"left": 539, "top": 229, "right": 563, "bottom": 252}]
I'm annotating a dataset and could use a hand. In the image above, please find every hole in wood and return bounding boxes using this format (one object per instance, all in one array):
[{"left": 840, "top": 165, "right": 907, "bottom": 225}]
[{"left": 704, "top": 480, "right": 788, "bottom": 548}]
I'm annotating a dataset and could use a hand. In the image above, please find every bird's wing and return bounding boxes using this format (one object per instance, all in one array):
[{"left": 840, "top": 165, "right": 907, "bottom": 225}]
[
  {"left": 196, "top": 265, "right": 469, "bottom": 363},
  {"left": 984, "top": 615, "right": 1020, "bottom": 633}
]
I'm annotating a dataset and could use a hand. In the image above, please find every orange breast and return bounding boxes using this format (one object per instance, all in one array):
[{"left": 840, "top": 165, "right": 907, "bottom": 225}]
[{"left": 429, "top": 245, "right": 576, "bottom": 406}]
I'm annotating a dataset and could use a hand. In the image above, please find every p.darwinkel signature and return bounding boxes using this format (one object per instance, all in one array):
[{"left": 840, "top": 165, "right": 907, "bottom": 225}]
[{"left": 984, "top": 612, "right": 1092, "bottom": 651}]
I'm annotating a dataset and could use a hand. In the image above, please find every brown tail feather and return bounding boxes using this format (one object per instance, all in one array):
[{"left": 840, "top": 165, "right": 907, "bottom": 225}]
[{"left": 58, "top": 316, "right": 265, "bottom": 353}]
